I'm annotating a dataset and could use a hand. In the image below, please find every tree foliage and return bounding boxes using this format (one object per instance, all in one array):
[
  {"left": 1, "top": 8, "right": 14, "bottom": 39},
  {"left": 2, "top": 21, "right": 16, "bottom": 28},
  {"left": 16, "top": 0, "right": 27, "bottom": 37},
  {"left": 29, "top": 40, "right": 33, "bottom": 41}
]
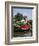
[{"left": 15, "top": 13, "right": 23, "bottom": 21}]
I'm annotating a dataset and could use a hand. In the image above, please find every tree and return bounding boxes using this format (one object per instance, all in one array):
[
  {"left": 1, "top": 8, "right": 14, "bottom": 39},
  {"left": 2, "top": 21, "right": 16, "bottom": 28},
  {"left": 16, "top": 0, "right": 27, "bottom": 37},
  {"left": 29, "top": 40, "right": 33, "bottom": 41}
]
[{"left": 15, "top": 13, "right": 23, "bottom": 21}]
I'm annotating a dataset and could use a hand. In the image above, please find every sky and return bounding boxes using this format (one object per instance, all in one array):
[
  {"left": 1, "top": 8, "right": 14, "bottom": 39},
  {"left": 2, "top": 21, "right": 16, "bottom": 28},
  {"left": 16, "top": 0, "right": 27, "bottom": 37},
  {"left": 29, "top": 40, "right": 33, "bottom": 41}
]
[{"left": 13, "top": 8, "right": 32, "bottom": 20}]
